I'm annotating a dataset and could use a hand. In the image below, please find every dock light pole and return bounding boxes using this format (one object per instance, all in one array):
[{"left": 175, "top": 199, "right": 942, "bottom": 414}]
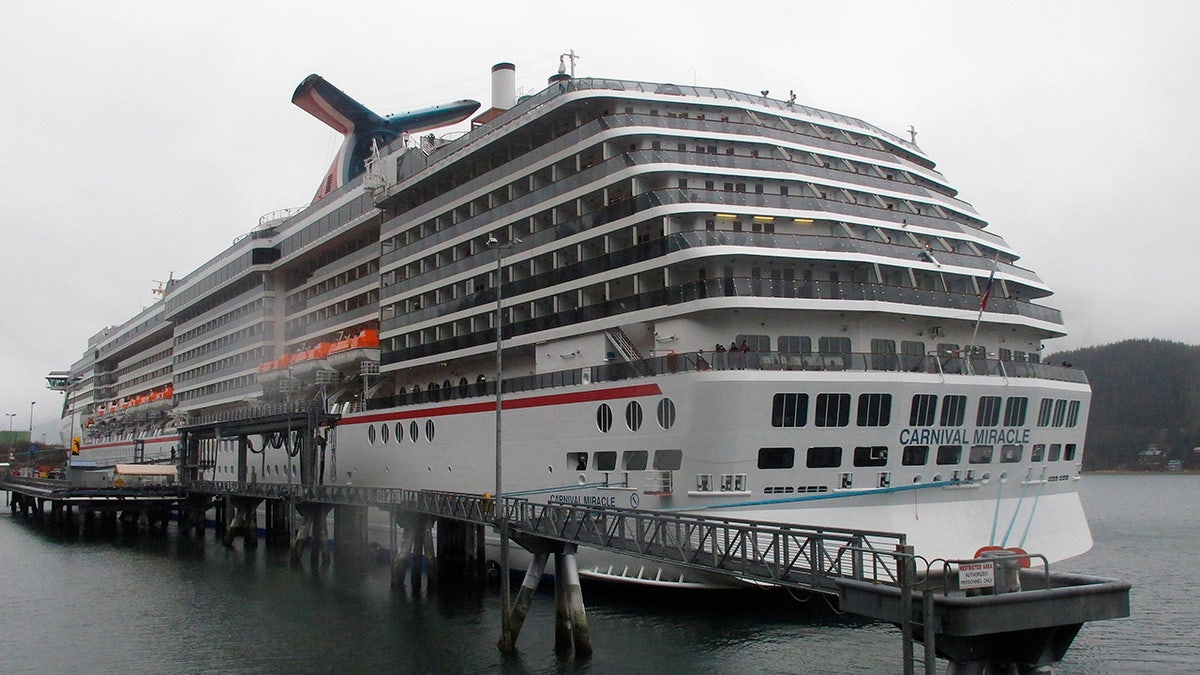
[
  {"left": 5, "top": 412, "right": 14, "bottom": 431},
  {"left": 28, "top": 401, "right": 35, "bottom": 477},
  {"left": 488, "top": 233, "right": 520, "bottom": 653}
]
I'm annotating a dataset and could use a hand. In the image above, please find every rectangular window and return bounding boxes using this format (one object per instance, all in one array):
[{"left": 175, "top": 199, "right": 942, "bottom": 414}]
[
  {"left": 622, "top": 450, "right": 648, "bottom": 471},
  {"left": 806, "top": 446, "right": 843, "bottom": 468},
  {"left": 901, "top": 340, "right": 926, "bottom": 371},
  {"left": 815, "top": 393, "right": 852, "bottom": 427},
  {"left": 870, "top": 338, "right": 897, "bottom": 370},
  {"left": 1004, "top": 397, "right": 1028, "bottom": 427},
  {"left": 937, "top": 445, "right": 962, "bottom": 465},
  {"left": 777, "top": 335, "right": 811, "bottom": 353},
  {"left": 758, "top": 447, "right": 796, "bottom": 470},
  {"left": 857, "top": 393, "right": 892, "bottom": 427},
  {"left": 818, "top": 336, "right": 852, "bottom": 355},
  {"left": 1048, "top": 443, "right": 1062, "bottom": 461},
  {"left": 902, "top": 445, "right": 929, "bottom": 466},
  {"left": 567, "top": 452, "right": 588, "bottom": 471},
  {"left": 940, "top": 395, "right": 967, "bottom": 427},
  {"left": 976, "top": 396, "right": 1002, "bottom": 427},
  {"left": 909, "top": 394, "right": 937, "bottom": 427},
  {"left": 1037, "top": 398, "right": 1054, "bottom": 427},
  {"left": 1031, "top": 444, "right": 1046, "bottom": 462},
  {"left": 969, "top": 445, "right": 994, "bottom": 464},
  {"left": 1066, "top": 400, "right": 1081, "bottom": 427},
  {"left": 853, "top": 445, "right": 888, "bottom": 467},
  {"left": 1052, "top": 399, "right": 1068, "bottom": 427},
  {"left": 1000, "top": 445, "right": 1023, "bottom": 463},
  {"left": 771, "top": 393, "right": 809, "bottom": 428},
  {"left": 1064, "top": 443, "right": 1077, "bottom": 461},
  {"left": 653, "top": 449, "right": 683, "bottom": 470},
  {"left": 594, "top": 451, "right": 617, "bottom": 471}
]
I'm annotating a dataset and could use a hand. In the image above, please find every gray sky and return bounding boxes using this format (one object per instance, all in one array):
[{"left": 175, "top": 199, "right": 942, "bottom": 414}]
[{"left": 3, "top": 1, "right": 1197, "bottom": 442}]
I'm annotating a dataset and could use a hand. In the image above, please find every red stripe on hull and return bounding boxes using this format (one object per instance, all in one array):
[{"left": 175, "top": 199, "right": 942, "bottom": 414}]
[{"left": 347, "top": 383, "right": 663, "bottom": 425}]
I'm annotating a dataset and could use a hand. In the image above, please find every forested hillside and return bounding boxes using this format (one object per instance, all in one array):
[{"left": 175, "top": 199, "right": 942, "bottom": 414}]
[{"left": 1047, "top": 339, "right": 1200, "bottom": 470}]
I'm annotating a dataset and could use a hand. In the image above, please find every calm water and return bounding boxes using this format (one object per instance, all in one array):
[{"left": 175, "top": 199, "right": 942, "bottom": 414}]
[{"left": 0, "top": 475, "right": 1195, "bottom": 674}]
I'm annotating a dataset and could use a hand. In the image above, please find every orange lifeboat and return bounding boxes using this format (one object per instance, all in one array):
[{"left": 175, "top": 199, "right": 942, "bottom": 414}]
[
  {"left": 327, "top": 330, "right": 381, "bottom": 371},
  {"left": 290, "top": 342, "right": 334, "bottom": 376},
  {"left": 256, "top": 354, "right": 292, "bottom": 384}
]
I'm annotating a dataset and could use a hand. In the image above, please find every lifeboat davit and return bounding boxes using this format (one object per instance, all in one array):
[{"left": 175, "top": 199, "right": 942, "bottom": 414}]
[
  {"left": 290, "top": 342, "right": 334, "bottom": 376},
  {"left": 144, "top": 385, "right": 174, "bottom": 412},
  {"left": 256, "top": 354, "right": 292, "bottom": 384},
  {"left": 328, "top": 330, "right": 381, "bottom": 371}
]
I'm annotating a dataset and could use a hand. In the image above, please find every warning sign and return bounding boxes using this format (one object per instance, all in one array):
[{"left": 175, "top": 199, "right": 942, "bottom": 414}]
[{"left": 958, "top": 561, "right": 995, "bottom": 589}]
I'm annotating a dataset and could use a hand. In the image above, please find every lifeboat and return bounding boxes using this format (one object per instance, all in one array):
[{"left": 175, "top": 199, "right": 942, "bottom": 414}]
[
  {"left": 290, "top": 342, "right": 334, "bottom": 376},
  {"left": 327, "top": 330, "right": 381, "bottom": 371},
  {"left": 257, "top": 354, "right": 293, "bottom": 384},
  {"left": 144, "top": 385, "right": 174, "bottom": 412}
]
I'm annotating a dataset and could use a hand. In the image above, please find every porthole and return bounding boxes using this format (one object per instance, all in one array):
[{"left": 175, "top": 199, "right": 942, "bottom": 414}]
[
  {"left": 368, "top": 424, "right": 377, "bottom": 445},
  {"left": 912, "top": 474, "right": 922, "bottom": 484},
  {"left": 656, "top": 398, "right": 677, "bottom": 429},
  {"left": 410, "top": 421, "right": 419, "bottom": 442},
  {"left": 426, "top": 420, "right": 435, "bottom": 441},
  {"left": 932, "top": 473, "right": 942, "bottom": 482},
  {"left": 625, "top": 401, "right": 643, "bottom": 431},
  {"left": 597, "top": 404, "right": 613, "bottom": 433},
  {"left": 380, "top": 423, "right": 390, "bottom": 444}
]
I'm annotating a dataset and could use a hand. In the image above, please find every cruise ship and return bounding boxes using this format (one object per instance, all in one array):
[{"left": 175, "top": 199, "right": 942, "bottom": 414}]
[{"left": 49, "top": 58, "right": 1093, "bottom": 579}]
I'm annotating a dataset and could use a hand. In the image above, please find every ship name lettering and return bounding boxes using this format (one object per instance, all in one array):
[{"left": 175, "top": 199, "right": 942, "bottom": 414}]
[{"left": 549, "top": 494, "right": 617, "bottom": 507}]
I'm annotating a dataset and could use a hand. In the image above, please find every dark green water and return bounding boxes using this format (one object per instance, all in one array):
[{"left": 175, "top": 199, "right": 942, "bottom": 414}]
[{"left": 1, "top": 475, "right": 1192, "bottom": 673}]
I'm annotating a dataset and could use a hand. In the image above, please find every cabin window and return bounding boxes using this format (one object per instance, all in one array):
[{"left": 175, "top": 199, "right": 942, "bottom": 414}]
[
  {"left": 853, "top": 446, "right": 888, "bottom": 467},
  {"left": 1037, "top": 398, "right": 1054, "bottom": 427},
  {"left": 758, "top": 447, "right": 795, "bottom": 470},
  {"left": 909, "top": 394, "right": 937, "bottom": 427},
  {"left": 1066, "top": 400, "right": 1081, "bottom": 427},
  {"left": 1064, "top": 444, "right": 1077, "bottom": 461},
  {"left": 1031, "top": 444, "right": 1046, "bottom": 462},
  {"left": 594, "top": 452, "right": 617, "bottom": 472},
  {"left": 622, "top": 450, "right": 648, "bottom": 471},
  {"left": 940, "top": 395, "right": 967, "bottom": 427},
  {"left": 1048, "top": 443, "right": 1062, "bottom": 461},
  {"left": 625, "top": 401, "right": 644, "bottom": 431},
  {"left": 653, "top": 449, "right": 683, "bottom": 471},
  {"left": 777, "top": 335, "right": 811, "bottom": 354},
  {"left": 567, "top": 452, "right": 588, "bottom": 471},
  {"left": 1004, "top": 397, "right": 1028, "bottom": 427},
  {"left": 771, "top": 393, "right": 808, "bottom": 427},
  {"left": 656, "top": 398, "right": 677, "bottom": 429},
  {"left": 597, "top": 404, "right": 613, "bottom": 433},
  {"left": 976, "top": 396, "right": 1002, "bottom": 427},
  {"left": 806, "top": 446, "right": 843, "bottom": 468},
  {"left": 937, "top": 445, "right": 962, "bottom": 465},
  {"left": 815, "top": 393, "right": 851, "bottom": 427},
  {"left": 856, "top": 393, "right": 892, "bottom": 427},
  {"left": 1053, "top": 400, "right": 1068, "bottom": 427},
  {"left": 902, "top": 445, "right": 929, "bottom": 466},
  {"left": 969, "top": 445, "right": 994, "bottom": 464}
]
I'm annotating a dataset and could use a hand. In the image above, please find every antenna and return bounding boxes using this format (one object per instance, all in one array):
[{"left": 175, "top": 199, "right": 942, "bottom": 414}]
[
  {"left": 560, "top": 49, "right": 580, "bottom": 78},
  {"left": 908, "top": 125, "right": 918, "bottom": 145}
]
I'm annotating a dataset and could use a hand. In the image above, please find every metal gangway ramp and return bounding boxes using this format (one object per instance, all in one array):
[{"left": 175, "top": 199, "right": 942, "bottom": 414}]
[{"left": 183, "top": 482, "right": 1129, "bottom": 674}]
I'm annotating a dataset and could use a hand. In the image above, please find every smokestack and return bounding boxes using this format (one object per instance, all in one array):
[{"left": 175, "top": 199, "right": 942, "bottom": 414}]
[{"left": 492, "top": 62, "right": 516, "bottom": 110}]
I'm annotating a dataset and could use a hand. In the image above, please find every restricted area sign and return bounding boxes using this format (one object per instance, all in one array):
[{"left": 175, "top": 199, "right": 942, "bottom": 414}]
[{"left": 958, "top": 561, "right": 995, "bottom": 589}]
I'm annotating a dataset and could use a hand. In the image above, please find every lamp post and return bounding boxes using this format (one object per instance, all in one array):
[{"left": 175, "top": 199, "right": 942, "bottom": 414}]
[
  {"left": 5, "top": 412, "right": 14, "bottom": 431},
  {"left": 28, "top": 401, "right": 36, "bottom": 477},
  {"left": 4, "top": 413, "right": 15, "bottom": 469},
  {"left": 487, "top": 233, "right": 520, "bottom": 653}
]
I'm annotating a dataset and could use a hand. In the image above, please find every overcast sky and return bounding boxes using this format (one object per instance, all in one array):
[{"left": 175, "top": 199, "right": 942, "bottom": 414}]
[{"left": 3, "top": 1, "right": 1197, "bottom": 442}]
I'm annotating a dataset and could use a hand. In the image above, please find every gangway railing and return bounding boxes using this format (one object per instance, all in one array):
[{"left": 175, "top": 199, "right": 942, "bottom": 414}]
[{"left": 185, "top": 481, "right": 905, "bottom": 590}]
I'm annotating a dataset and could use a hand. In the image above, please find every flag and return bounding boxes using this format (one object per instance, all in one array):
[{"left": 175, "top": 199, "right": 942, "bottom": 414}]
[{"left": 980, "top": 270, "right": 995, "bottom": 310}]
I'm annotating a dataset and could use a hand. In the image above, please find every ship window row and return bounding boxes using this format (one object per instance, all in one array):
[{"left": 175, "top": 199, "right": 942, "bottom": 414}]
[
  {"left": 383, "top": 156, "right": 971, "bottom": 297},
  {"left": 284, "top": 229, "right": 378, "bottom": 293},
  {"left": 175, "top": 323, "right": 267, "bottom": 365},
  {"left": 174, "top": 297, "right": 271, "bottom": 346},
  {"left": 175, "top": 347, "right": 268, "bottom": 384},
  {"left": 277, "top": 193, "right": 374, "bottom": 262},
  {"left": 175, "top": 373, "right": 258, "bottom": 404},
  {"left": 366, "top": 419, "right": 436, "bottom": 445},
  {"left": 286, "top": 259, "right": 378, "bottom": 310},
  {"left": 165, "top": 252, "right": 263, "bottom": 318},
  {"left": 758, "top": 442, "right": 1077, "bottom": 470},
  {"left": 1037, "top": 398, "right": 1082, "bottom": 428},
  {"left": 284, "top": 289, "right": 378, "bottom": 340},
  {"left": 772, "top": 392, "right": 1078, "bottom": 430},
  {"left": 108, "top": 347, "right": 173, "bottom": 380}
]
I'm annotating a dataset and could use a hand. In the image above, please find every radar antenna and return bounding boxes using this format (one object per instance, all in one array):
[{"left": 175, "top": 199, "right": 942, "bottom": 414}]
[{"left": 560, "top": 49, "right": 580, "bottom": 78}]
